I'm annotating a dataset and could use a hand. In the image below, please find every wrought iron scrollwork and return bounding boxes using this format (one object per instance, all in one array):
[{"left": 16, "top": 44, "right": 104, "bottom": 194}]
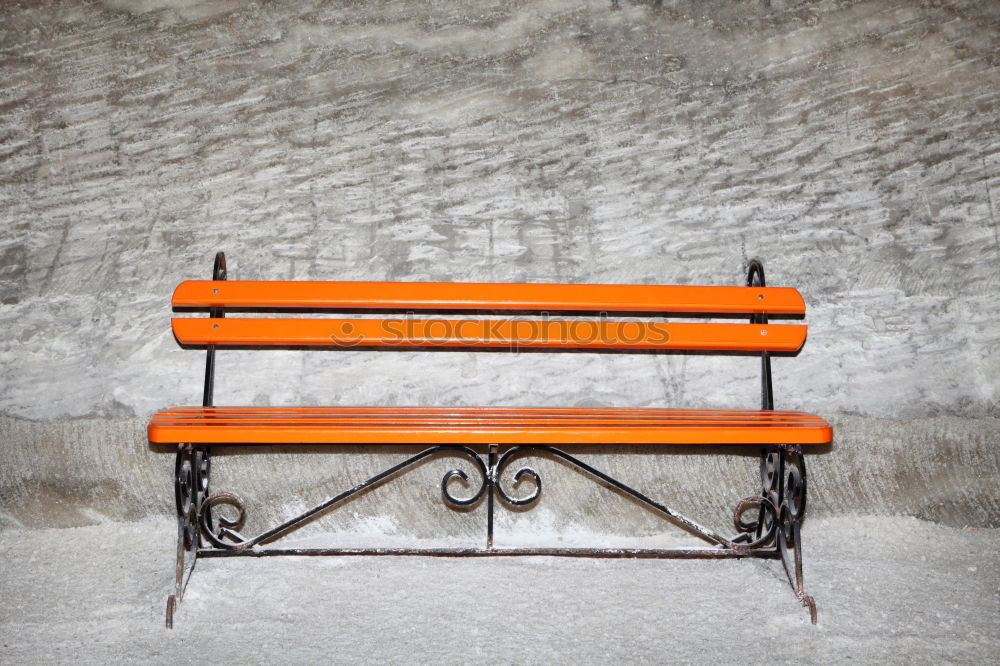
[
  {"left": 174, "top": 446, "right": 210, "bottom": 551},
  {"left": 194, "top": 446, "right": 489, "bottom": 551},
  {"left": 440, "top": 449, "right": 489, "bottom": 507},
  {"left": 189, "top": 445, "right": 743, "bottom": 550},
  {"left": 494, "top": 447, "right": 543, "bottom": 507},
  {"left": 174, "top": 448, "right": 193, "bottom": 518},
  {"left": 177, "top": 442, "right": 815, "bottom": 623},
  {"left": 182, "top": 445, "right": 811, "bottom": 559},
  {"left": 731, "top": 446, "right": 808, "bottom": 550},
  {"left": 489, "top": 445, "right": 733, "bottom": 546},
  {"left": 731, "top": 494, "right": 778, "bottom": 549},
  {"left": 200, "top": 491, "right": 250, "bottom": 549},
  {"left": 780, "top": 447, "right": 807, "bottom": 525}
]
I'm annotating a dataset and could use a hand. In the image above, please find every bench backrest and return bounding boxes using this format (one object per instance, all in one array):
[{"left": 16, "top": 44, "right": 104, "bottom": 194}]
[
  {"left": 172, "top": 276, "right": 805, "bottom": 352},
  {"left": 172, "top": 254, "right": 800, "bottom": 406}
]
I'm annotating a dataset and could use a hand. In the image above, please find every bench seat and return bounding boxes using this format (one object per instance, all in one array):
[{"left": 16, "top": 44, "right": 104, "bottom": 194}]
[{"left": 149, "top": 406, "right": 832, "bottom": 445}]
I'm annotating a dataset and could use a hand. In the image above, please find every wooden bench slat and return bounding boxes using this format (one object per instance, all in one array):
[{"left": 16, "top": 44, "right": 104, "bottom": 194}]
[
  {"left": 148, "top": 407, "right": 832, "bottom": 445},
  {"left": 172, "top": 280, "right": 806, "bottom": 315},
  {"left": 152, "top": 409, "right": 828, "bottom": 425},
  {"left": 154, "top": 418, "right": 829, "bottom": 426},
  {"left": 165, "top": 406, "right": 821, "bottom": 416},
  {"left": 171, "top": 318, "right": 808, "bottom": 352}
]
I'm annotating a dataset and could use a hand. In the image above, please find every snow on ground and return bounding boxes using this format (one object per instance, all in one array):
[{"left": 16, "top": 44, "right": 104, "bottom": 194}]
[{"left": 1, "top": 516, "right": 997, "bottom": 664}]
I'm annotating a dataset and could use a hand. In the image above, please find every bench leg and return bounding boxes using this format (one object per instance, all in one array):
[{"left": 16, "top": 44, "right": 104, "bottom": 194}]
[
  {"left": 166, "top": 445, "right": 210, "bottom": 629},
  {"left": 781, "top": 517, "right": 817, "bottom": 623},
  {"left": 734, "top": 445, "right": 816, "bottom": 624},
  {"left": 769, "top": 445, "right": 817, "bottom": 624}
]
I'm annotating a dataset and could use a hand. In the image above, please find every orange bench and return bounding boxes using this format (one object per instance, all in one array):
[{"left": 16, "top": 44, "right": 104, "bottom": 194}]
[{"left": 152, "top": 253, "right": 831, "bottom": 627}]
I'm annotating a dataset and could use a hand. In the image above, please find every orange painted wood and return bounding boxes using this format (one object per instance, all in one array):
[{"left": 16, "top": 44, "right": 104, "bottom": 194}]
[
  {"left": 148, "top": 407, "right": 832, "bottom": 445},
  {"left": 172, "top": 280, "right": 806, "bottom": 315},
  {"left": 171, "top": 317, "right": 807, "bottom": 352}
]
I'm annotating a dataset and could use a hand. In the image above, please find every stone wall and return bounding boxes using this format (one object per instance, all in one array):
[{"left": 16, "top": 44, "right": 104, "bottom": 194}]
[{"left": 2, "top": 0, "right": 998, "bottom": 531}]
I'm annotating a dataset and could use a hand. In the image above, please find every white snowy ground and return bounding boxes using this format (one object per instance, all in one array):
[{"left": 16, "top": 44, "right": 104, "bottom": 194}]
[{"left": 1, "top": 516, "right": 997, "bottom": 664}]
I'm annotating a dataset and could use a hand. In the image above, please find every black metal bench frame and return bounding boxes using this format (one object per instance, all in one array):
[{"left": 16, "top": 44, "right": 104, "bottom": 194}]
[{"left": 164, "top": 254, "right": 819, "bottom": 627}]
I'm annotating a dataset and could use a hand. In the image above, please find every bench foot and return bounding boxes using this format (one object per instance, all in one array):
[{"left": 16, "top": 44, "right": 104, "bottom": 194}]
[
  {"left": 800, "top": 593, "right": 818, "bottom": 625},
  {"left": 781, "top": 518, "right": 818, "bottom": 624},
  {"left": 165, "top": 594, "right": 175, "bottom": 629},
  {"left": 167, "top": 514, "right": 196, "bottom": 628}
]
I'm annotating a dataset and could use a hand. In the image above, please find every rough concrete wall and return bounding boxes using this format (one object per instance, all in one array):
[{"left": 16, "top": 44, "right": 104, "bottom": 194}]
[{"left": 1, "top": 1, "right": 998, "bottom": 530}]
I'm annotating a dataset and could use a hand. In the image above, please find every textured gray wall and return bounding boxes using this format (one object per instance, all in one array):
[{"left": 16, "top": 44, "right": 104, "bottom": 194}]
[{"left": 1, "top": 1, "right": 998, "bottom": 532}]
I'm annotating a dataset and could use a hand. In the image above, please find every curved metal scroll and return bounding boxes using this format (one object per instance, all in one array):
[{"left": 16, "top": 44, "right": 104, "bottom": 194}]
[
  {"left": 731, "top": 446, "right": 807, "bottom": 548},
  {"left": 731, "top": 495, "right": 779, "bottom": 549},
  {"left": 199, "top": 445, "right": 487, "bottom": 551},
  {"left": 493, "top": 446, "right": 734, "bottom": 547}
]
